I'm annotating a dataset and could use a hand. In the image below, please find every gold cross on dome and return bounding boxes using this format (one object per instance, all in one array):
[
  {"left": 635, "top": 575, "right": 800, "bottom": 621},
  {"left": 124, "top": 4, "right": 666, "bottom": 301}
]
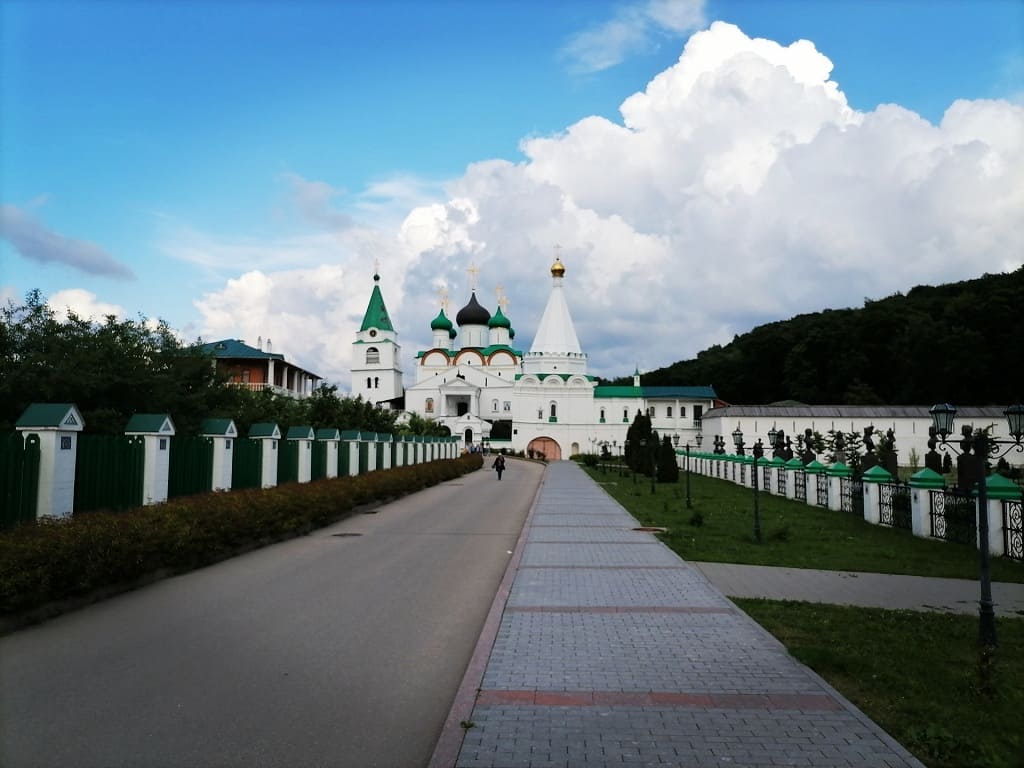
[
  {"left": 437, "top": 285, "right": 449, "bottom": 313},
  {"left": 466, "top": 261, "right": 480, "bottom": 291},
  {"left": 495, "top": 285, "right": 509, "bottom": 312},
  {"left": 374, "top": 257, "right": 381, "bottom": 274}
]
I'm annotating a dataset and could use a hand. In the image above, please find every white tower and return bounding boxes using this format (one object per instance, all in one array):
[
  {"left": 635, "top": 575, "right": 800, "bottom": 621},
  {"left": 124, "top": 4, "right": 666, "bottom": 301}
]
[
  {"left": 351, "top": 272, "right": 404, "bottom": 405},
  {"left": 522, "top": 257, "right": 587, "bottom": 375}
]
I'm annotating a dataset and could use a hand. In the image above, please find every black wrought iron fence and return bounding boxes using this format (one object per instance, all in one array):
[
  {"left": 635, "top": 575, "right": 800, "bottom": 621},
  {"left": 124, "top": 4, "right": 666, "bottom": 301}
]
[
  {"left": 776, "top": 468, "right": 787, "bottom": 496},
  {"left": 879, "top": 482, "right": 912, "bottom": 530},
  {"left": 816, "top": 474, "right": 829, "bottom": 506},
  {"left": 762, "top": 465, "right": 772, "bottom": 493},
  {"left": 1003, "top": 499, "right": 1023, "bottom": 562},
  {"left": 794, "top": 470, "right": 806, "bottom": 502},
  {"left": 840, "top": 477, "right": 864, "bottom": 515},
  {"left": 929, "top": 489, "right": 976, "bottom": 545}
]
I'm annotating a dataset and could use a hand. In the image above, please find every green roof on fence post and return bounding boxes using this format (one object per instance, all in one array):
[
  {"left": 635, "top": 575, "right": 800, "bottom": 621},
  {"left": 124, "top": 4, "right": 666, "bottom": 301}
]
[
  {"left": 249, "top": 423, "right": 281, "bottom": 439},
  {"left": 15, "top": 403, "right": 85, "bottom": 430},
  {"left": 200, "top": 418, "right": 237, "bottom": 437},
  {"left": 986, "top": 473, "right": 1023, "bottom": 500},
  {"left": 125, "top": 413, "right": 176, "bottom": 435},
  {"left": 286, "top": 426, "right": 315, "bottom": 440},
  {"left": 315, "top": 428, "right": 340, "bottom": 440},
  {"left": 340, "top": 430, "right": 360, "bottom": 440},
  {"left": 805, "top": 460, "right": 827, "bottom": 474},
  {"left": 826, "top": 461, "right": 853, "bottom": 477},
  {"left": 909, "top": 467, "right": 944, "bottom": 488},
  {"left": 861, "top": 465, "right": 893, "bottom": 483}
]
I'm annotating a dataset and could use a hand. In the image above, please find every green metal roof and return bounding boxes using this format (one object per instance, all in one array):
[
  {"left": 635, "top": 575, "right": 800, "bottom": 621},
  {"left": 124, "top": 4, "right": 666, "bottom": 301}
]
[
  {"left": 248, "top": 422, "right": 280, "bottom": 438},
  {"left": 315, "top": 428, "right": 341, "bottom": 440},
  {"left": 360, "top": 278, "right": 394, "bottom": 332},
  {"left": 592, "top": 386, "right": 642, "bottom": 398},
  {"left": 125, "top": 414, "right": 175, "bottom": 434},
  {"left": 16, "top": 403, "right": 84, "bottom": 429},
  {"left": 286, "top": 426, "right": 315, "bottom": 440},
  {"left": 198, "top": 339, "right": 284, "bottom": 360},
  {"left": 201, "top": 418, "right": 237, "bottom": 437}
]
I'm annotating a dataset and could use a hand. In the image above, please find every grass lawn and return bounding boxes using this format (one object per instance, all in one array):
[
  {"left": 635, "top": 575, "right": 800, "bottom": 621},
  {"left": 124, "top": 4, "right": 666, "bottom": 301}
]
[
  {"left": 585, "top": 466, "right": 1024, "bottom": 583},
  {"left": 737, "top": 600, "right": 1024, "bottom": 768}
]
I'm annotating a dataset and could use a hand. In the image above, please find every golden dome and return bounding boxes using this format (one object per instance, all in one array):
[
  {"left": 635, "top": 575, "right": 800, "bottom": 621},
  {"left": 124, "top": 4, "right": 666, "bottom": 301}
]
[{"left": 550, "top": 258, "right": 566, "bottom": 277}]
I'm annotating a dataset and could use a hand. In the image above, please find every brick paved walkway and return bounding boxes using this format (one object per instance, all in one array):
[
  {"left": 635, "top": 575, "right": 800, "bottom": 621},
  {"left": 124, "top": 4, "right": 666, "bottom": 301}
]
[{"left": 439, "top": 461, "right": 925, "bottom": 768}]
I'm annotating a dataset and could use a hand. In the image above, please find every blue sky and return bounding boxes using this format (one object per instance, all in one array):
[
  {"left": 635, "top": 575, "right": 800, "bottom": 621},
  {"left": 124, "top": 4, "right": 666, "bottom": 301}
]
[{"left": 2, "top": 0, "right": 1022, "bottom": 384}]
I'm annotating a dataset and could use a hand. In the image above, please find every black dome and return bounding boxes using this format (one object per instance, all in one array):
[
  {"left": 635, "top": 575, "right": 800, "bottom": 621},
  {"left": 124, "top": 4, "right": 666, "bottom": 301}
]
[{"left": 455, "top": 292, "right": 491, "bottom": 326}]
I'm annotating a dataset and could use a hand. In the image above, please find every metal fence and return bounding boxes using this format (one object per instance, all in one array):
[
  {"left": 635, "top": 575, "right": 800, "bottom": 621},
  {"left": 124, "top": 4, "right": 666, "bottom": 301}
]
[
  {"left": 878, "top": 481, "right": 912, "bottom": 530},
  {"left": 168, "top": 436, "right": 214, "bottom": 498},
  {"left": 311, "top": 441, "right": 328, "bottom": 481},
  {"left": 232, "top": 438, "right": 263, "bottom": 490},
  {"left": 928, "top": 489, "right": 976, "bottom": 545},
  {"left": 776, "top": 468, "right": 787, "bottom": 496},
  {"left": 762, "top": 465, "right": 772, "bottom": 494},
  {"left": 278, "top": 440, "right": 300, "bottom": 485},
  {"left": 0, "top": 433, "right": 40, "bottom": 529},
  {"left": 794, "top": 470, "right": 806, "bottom": 502},
  {"left": 840, "top": 477, "right": 864, "bottom": 515},
  {"left": 74, "top": 434, "right": 145, "bottom": 513},
  {"left": 816, "top": 474, "right": 829, "bottom": 507},
  {"left": 1003, "top": 499, "right": 1023, "bottom": 562}
]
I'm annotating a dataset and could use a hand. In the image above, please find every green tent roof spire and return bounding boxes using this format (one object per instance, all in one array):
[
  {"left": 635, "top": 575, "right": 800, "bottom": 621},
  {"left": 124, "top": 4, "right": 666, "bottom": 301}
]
[{"left": 360, "top": 273, "right": 394, "bottom": 332}]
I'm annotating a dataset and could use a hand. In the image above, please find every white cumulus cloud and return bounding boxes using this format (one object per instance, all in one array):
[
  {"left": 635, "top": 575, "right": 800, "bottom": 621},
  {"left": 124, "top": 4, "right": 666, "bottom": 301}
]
[{"left": 193, "top": 22, "right": 1024, "bottom": 387}]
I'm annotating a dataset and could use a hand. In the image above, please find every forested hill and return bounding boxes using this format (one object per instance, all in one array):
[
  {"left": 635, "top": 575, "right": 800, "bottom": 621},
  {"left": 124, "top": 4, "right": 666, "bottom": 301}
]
[{"left": 620, "top": 268, "right": 1023, "bottom": 406}]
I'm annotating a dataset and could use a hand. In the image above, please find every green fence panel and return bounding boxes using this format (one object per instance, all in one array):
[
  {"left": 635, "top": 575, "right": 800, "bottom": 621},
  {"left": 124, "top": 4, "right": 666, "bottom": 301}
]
[
  {"left": 168, "top": 436, "right": 214, "bottom": 498},
  {"left": 311, "top": 441, "right": 328, "bottom": 481},
  {"left": 278, "top": 440, "right": 299, "bottom": 485},
  {"left": 358, "top": 442, "right": 369, "bottom": 474},
  {"left": 0, "top": 433, "right": 41, "bottom": 529},
  {"left": 375, "top": 442, "right": 385, "bottom": 469},
  {"left": 339, "top": 443, "right": 351, "bottom": 477},
  {"left": 74, "top": 434, "right": 145, "bottom": 513},
  {"left": 232, "top": 438, "right": 263, "bottom": 490}
]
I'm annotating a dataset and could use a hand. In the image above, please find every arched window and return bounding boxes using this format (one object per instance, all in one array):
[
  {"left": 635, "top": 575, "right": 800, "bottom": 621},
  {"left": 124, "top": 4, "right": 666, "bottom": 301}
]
[
  {"left": 425, "top": 397, "right": 434, "bottom": 413},
  {"left": 366, "top": 347, "right": 380, "bottom": 364},
  {"left": 550, "top": 402, "right": 557, "bottom": 420},
  {"left": 600, "top": 408, "right": 606, "bottom": 421},
  {"left": 680, "top": 406, "right": 687, "bottom": 418},
  {"left": 667, "top": 406, "right": 673, "bottom": 418},
  {"left": 492, "top": 399, "right": 499, "bottom": 413},
  {"left": 374, "top": 377, "right": 380, "bottom": 388},
  {"left": 366, "top": 377, "right": 371, "bottom": 389}
]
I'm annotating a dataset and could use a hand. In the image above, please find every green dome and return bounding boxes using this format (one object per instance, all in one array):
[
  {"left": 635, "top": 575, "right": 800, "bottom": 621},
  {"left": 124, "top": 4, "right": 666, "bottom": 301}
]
[
  {"left": 488, "top": 306, "right": 511, "bottom": 329},
  {"left": 509, "top": 327, "right": 516, "bottom": 339},
  {"left": 430, "top": 308, "right": 453, "bottom": 332},
  {"left": 449, "top": 327, "right": 458, "bottom": 340}
]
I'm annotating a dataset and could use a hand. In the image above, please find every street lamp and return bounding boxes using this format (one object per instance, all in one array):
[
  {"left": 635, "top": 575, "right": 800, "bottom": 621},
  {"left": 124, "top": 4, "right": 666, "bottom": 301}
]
[
  {"left": 929, "top": 402, "right": 1024, "bottom": 648},
  {"left": 768, "top": 426, "right": 778, "bottom": 455},
  {"left": 734, "top": 428, "right": 763, "bottom": 543},
  {"left": 731, "top": 427, "right": 745, "bottom": 456},
  {"left": 684, "top": 434, "right": 701, "bottom": 509}
]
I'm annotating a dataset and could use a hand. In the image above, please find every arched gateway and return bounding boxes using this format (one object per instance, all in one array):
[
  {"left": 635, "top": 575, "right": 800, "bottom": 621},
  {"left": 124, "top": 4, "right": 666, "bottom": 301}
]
[{"left": 527, "top": 436, "right": 561, "bottom": 461}]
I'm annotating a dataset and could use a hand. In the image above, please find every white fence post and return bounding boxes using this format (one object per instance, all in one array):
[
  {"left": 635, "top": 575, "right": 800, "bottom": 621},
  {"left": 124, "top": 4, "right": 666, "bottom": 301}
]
[
  {"left": 15, "top": 403, "right": 85, "bottom": 519},
  {"left": 125, "top": 414, "right": 176, "bottom": 504}
]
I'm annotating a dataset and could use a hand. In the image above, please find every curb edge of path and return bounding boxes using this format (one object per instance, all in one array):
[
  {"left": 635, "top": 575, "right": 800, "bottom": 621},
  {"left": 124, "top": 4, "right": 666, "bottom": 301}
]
[{"left": 427, "top": 463, "right": 548, "bottom": 768}]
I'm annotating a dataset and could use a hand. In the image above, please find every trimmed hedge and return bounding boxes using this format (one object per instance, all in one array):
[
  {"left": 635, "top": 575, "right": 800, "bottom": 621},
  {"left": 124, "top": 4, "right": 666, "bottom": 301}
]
[{"left": 0, "top": 455, "right": 483, "bottom": 617}]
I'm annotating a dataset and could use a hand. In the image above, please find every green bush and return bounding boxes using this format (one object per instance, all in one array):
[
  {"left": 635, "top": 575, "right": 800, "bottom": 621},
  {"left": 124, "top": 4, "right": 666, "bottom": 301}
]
[{"left": 0, "top": 455, "right": 482, "bottom": 617}]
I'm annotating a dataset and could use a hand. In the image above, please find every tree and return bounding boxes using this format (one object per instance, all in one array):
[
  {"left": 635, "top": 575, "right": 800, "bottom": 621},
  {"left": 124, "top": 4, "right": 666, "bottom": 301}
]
[
  {"left": 0, "top": 290, "right": 235, "bottom": 434},
  {"left": 657, "top": 434, "right": 679, "bottom": 483}
]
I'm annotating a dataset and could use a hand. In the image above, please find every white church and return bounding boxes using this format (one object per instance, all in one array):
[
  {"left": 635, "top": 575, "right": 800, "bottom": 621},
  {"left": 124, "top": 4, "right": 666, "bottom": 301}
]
[{"left": 350, "top": 257, "right": 717, "bottom": 460}]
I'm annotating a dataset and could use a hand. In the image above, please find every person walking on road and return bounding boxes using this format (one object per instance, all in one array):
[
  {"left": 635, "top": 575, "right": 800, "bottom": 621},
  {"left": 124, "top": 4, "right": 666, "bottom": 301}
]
[{"left": 492, "top": 453, "right": 506, "bottom": 480}]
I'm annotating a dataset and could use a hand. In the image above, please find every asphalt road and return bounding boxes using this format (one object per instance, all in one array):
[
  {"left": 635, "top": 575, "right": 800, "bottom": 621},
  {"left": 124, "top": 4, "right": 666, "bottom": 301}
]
[{"left": 0, "top": 459, "right": 543, "bottom": 768}]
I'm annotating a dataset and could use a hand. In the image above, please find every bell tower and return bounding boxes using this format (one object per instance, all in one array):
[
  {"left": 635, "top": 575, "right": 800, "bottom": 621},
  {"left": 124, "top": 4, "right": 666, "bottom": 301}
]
[{"left": 351, "top": 271, "right": 404, "bottom": 406}]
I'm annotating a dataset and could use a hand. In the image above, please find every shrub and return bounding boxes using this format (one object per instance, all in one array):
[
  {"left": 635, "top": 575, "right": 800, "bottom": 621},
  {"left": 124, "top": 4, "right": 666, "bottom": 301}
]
[{"left": 0, "top": 455, "right": 483, "bottom": 618}]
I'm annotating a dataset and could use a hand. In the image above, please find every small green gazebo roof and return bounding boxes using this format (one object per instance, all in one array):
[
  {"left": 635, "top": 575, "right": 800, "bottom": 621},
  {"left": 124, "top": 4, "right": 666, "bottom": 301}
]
[
  {"left": 16, "top": 403, "right": 84, "bottom": 431},
  {"left": 315, "top": 427, "right": 341, "bottom": 440},
  {"left": 249, "top": 423, "right": 281, "bottom": 439},
  {"left": 286, "top": 426, "right": 315, "bottom": 440},
  {"left": 201, "top": 418, "right": 238, "bottom": 437},
  {"left": 125, "top": 414, "right": 176, "bottom": 435}
]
